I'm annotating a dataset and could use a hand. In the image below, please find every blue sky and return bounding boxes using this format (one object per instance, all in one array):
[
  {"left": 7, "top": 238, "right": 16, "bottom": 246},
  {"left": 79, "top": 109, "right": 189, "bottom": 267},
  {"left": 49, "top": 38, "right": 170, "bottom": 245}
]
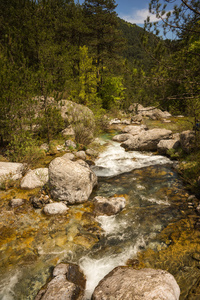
[
  {"left": 114, "top": 0, "right": 158, "bottom": 25},
  {"left": 78, "top": 0, "right": 162, "bottom": 26},
  {"left": 78, "top": 0, "right": 181, "bottom": 38}
]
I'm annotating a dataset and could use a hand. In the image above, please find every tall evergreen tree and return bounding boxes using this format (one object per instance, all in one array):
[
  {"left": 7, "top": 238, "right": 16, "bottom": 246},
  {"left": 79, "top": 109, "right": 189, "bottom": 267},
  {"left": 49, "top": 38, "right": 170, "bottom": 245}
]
[{"left": 83, "top": 0, "right": 125, "bottom": 90}]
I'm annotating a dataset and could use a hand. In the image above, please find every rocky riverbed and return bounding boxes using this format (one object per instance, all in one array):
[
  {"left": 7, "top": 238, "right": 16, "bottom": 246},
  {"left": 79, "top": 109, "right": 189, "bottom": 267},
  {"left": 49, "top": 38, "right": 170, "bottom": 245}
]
[{"left": 0, "top": 114, "right": 200, "bottom": 299}]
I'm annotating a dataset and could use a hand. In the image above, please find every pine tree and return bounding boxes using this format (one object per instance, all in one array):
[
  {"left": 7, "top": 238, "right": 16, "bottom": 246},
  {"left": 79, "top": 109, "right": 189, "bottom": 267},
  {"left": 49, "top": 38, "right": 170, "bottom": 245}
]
[{"left": 83, "top": 0, "right": 125, "bottom": 91}]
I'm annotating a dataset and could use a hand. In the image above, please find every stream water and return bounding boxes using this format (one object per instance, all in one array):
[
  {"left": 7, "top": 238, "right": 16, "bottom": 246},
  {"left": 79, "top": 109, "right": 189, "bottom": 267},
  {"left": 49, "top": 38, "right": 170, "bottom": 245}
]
[{"left": 0, "top": 138, "right": 199, "bottom": 299}]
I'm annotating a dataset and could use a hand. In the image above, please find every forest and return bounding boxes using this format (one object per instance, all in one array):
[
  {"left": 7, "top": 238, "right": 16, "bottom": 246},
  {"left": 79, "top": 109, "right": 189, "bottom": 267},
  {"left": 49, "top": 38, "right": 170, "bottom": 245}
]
[{"left": 0, "top": 0, "right": 199, "bottom": 167}]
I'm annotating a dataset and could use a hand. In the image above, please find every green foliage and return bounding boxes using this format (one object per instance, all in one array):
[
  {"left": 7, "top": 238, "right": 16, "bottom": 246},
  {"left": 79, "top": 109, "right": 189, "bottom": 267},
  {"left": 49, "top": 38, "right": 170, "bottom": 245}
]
[
  {"left": 78, "top": 45, "right": 100, "bottom": 108},
  {"left": 6, "top": 131, "right": 45, "bottom": 166},
  {"left": 37, "top": 105, "right": 65, "bottom": 142},
  {"left": 101, "top": 76, "right": 125, "bottom": 110}
]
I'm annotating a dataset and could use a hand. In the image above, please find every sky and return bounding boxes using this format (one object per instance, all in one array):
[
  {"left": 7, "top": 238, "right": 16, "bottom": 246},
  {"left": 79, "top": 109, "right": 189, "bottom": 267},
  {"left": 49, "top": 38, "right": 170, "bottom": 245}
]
[
  {"left": 114, "top": 0, "right": 160, "bottom": 25},
  {"left": 78, "top": 0, "right": 181, "bottom": 39},
  {"left": 78, "top": 0, "right": 163, "bottom": 27}
]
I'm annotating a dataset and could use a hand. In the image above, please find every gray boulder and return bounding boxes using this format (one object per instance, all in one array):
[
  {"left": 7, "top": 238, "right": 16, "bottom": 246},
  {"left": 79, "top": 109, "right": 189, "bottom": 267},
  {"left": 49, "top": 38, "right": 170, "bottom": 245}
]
[
  {"left": 61, "top": 125, "right": 75, "bottom": 137},
  {"left": 20, "top": 168, "right": 49, "bottom": 189},
  {"left": 94, "top": 196, "right": 126, "bottom": 215},
  {"left": 10, "top": 198, "right": 25, "bottom": 207},
  {"left": 49, "top": 156, "right": 97, "bottom": 204},
  {"left": 75, "top": 151, "right": 86, "bottom": 160},
  {"left": 121, "top": 128, "right": 172, "bottom": 151},
  {"left": 122, "top": 125, "right": 147, "bottom": 135},
  {"left": 92, "top": 267, "right": 180, "bottom": 300},
  {"left": 112, "top": 133, "right": 133, "bottom": 142},
  {"left": 86, "top": 149, "right": 98, "bottom": 157},
  {"left": 128, "top": 103, "right": 144, "bottom": 113},
  {"left": 137, "top": 106, "right": 171, "bottom": 120},
  {"left": 65, "top": 140, "right": 76, "bottom": 149},
  {"left": 35, "top": 275, "right": 80, "bottom": 300},
  {"left": 109, "top": 118, "right": 121, "bottom": 125},
  {"left": 43, "top": 203, "right": 69, "bottom": 215},
  {"left": 131, "top": 114, "right": 143, "bottom": 124},
  {"left": 62, "top": 153, "right": 75, "bottom": 161},
  {"left": 0, "top": 162, "right": 25, "bottom": 186},
  {"left": 157, "top": 139, "right": 180, "bottom": 154},
  {"left": 35, "top": 263, "right": 86, "bottom": 300},
  {"left": 180, "top": 130, "right": 195, "bottom": 153}
]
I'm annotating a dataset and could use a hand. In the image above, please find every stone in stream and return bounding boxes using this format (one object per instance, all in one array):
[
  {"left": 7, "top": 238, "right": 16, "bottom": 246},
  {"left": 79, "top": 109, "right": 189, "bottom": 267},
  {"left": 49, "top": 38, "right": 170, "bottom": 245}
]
[
  {"left": 35, "top": 263, "right": 86, "bottom": 300},
  {"left": 20, "top": 168, "right": 49, "bottom": 189},
  {"left": 112, "top": 133, "right": 133, "bottom": 142},
  {"left": 10, "top": 198, "right": 25, "bottom": 207},
  {"left": 49, "top": 156, "right": 97, "bottom": 204},
  {"left": 93, "top": 196, "right": 126, "bottom": 215},
  {"left": 121, "top": 128, "right": 172, "bottom": 151},
  {"left": 157, "top": 139, "right": 180, "bottom": 154},
  {"left": 43, "top": 202, "right": 69, "bottom": 215},
  {"left": 92, "top": 267, "right": 180, "bottom": 300}
]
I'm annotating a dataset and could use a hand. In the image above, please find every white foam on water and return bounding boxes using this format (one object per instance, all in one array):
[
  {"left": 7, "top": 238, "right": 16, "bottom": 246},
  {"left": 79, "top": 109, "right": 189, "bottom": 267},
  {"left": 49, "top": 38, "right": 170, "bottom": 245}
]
[
  {"left": 79, "top": 237, "right": 146, "bottom": 300},
  {"left": 0, "top": 271, "right": 21, "bottom": 300},
  {"left": 96, "top": 215, "right": 130, "bottom": 235},
  {"left": 93, "top": 141, "right": 172, "bottom": 177},
  {"left": 141, "top": 195, "right": 171, "bottom": 206}
]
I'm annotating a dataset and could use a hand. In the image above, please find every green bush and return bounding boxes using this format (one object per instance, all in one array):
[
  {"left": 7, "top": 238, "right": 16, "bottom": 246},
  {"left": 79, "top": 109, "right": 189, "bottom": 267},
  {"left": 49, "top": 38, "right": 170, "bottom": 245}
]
[{"left": 6, "top": 131, "right": 45, "bottom": 167}]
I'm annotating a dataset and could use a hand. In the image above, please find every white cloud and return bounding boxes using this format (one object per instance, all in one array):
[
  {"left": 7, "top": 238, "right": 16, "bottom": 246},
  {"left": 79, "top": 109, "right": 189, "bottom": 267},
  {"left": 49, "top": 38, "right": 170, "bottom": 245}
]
[{"left": 120, "top": 8, "right": 161, "bottom": 25}]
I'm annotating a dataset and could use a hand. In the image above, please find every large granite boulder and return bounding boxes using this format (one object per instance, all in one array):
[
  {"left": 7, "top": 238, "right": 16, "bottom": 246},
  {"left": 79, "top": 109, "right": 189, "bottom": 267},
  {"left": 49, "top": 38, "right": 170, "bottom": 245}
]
[
  {"left": 49, "top": 156, "right": 97, "bottom": 204},
  {"left": 35, "top": 263, "right": 86, "bottom": 300},
  {"left": 93, "top": 196, "right": 126, "bottom": 215},
  {"left": 121, "top": 128, "right": 172, "bottom": 151},
  {"left": 180, "top": 130, "right": 195, "bottom": 153},
  {"left": 92, "top": 267, "right": 180, "bottom": 300},
  {"left": 20, "top": 168, "right": 49, "bottom": 189},
  {"left": 0, "top": 162, "right": 25, "bottom": 186}
]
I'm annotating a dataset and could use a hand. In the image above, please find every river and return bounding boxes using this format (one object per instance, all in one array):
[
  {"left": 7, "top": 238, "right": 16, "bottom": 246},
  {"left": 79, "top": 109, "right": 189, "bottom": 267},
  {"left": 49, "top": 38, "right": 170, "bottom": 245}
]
[{"left": 0, "top": 137, "right": 199, "bottom": 299}]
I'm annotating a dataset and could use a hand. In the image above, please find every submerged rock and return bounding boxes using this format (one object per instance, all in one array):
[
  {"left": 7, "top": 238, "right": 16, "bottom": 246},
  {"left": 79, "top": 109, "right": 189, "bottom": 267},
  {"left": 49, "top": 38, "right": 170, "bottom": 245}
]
[
  {"left": 20, "top": 168, "right": 49, "bottom": 189},
  {"left": 92, "top": 267, "right": 180, "bottom": 300},
  {"left": 93, "top": 196, "right": 126, "bottom": 215},
  {"left": 49, "top": 156, "right": 97, "bottom": 204}
]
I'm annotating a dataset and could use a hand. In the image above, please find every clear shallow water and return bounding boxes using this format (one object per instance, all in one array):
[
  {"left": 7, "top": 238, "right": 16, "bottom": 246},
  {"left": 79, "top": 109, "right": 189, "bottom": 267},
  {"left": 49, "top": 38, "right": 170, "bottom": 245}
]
[{"left": 0, "top": 140, "right": 189, "bottom": 299}]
